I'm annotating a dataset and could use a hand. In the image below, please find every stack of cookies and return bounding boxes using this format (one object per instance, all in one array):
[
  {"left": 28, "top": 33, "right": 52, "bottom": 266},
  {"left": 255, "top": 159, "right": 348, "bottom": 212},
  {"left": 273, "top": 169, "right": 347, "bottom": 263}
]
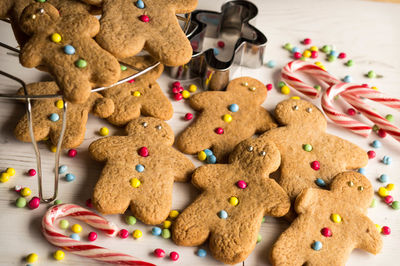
[{"left": 1, "top": 1, "right": 382, "bottom": 265}]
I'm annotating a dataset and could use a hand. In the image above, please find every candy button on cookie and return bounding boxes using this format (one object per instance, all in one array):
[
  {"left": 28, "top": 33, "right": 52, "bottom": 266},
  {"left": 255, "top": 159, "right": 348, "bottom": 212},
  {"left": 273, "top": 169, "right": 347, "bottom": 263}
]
[
  {"left": 51, "top": 33, "right": 61, "bottom": 43},
  {"left": 75, "top": 59, "right": 87, "bottom": 68},
  {"left": 138, "top": 147, "right": 149, "bottom": 157},
  {"left": 303, "top": 144, "right": 312, "bottom": 152},
  {"left": 310, "top": 161, "right": 320, "bottom": 170},
  {"left": 49, "top": 113, "right": 59, "bottom": 122},
  {"left": 218, "top": 210, "right": 228, "bottom": 219},
  {"left": 229, "top": 196, "right": 239, "bottom": 206},
  {"left": 236, "top": 180, "right": 247, "bottom": 189},
  {"left": 228, "top": 104, "right": 239, "bottom": 112},
  {"left": 311, "top": 241, "right": 322, "bottom": 251},
  {"left": 331, "top": 213, "right": 342, "bottom": 223},
  {"left": 135, "top": 164, "right": 145, "bottom": 173},
  {"left": 63, "top": 45, "right": 75, "bottom": 55},
  {"left": 55, "top": 100, "right": 64, "bottom": 109},
  {"left": 315, "top": 178, "right": 326, "bottom": 187},
  {"left": 130, "top": 178, "right": 141, "bottom": 188},
  {"left": 321, "top": 227, "right": 332, "bottom": 237},
  {"left": 136, "top": 0, "right": 145, "bottom": 8},
  {"left": 223, "top": 114, "right": 232, "bottom": 123},
  {"left": 139, "top": 15, "right": 150, "bottom": 22},
  {"left": 215, "top": 127, "right": 224, "bottom": 135},
  {"left": 132, "top": 91, "right": 141, "bottom": 97}
]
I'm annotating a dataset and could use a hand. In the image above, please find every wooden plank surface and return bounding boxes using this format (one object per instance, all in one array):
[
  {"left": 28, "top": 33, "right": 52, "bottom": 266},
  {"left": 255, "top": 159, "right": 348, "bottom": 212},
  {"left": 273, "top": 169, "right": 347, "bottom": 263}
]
[{"left": 0, "top": 0, "right": 399, "bottom": 265}]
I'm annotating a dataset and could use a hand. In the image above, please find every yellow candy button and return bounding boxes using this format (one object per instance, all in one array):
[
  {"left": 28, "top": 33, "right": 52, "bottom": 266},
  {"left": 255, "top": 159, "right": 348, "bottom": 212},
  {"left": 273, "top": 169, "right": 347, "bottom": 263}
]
[
  {"left": 132, "top": 91, "right": 141, "bottom": 97},
  {"left": 71, "top": 224, "right": 82, "bottom": 233},
  {"left": 303, "top": 50, "right": 312, "bottom": 58},
  {"left": 130, "top": 178, "right": 141, "bottom": 188},
  {"left": 133, "top": 229, "right": 142, "bottom": 239},
  {"left": 291, "top": 96, "right": 300, "bottom": 100},
  {"left": 50, "top": 145, "right": 57, "bottom": 153},
  {"left": 182, "top": 90, "right": 190, "bottom": 99},
  {"left": 223, "top": 114, "right": 232, "bottom": 123},
  {"left": 0, "top": 172, "right": 10, "bottom": 183},
  {"left": 55, "top": 100, "right": 64, "bottom": 109},
  {"left": 375, "top": 224, "right": 382, "bottom": 233},
  {"left": 378, "top": 187, "right": 389, "bottom": 197},
  {"left": 229, "top": 196, "right": 239, "bottom": 206},
  {"left": 53, "top": 250, "right": 65, "bottom": 261},
  {"left": 51, "top": 33, "right": 62, "bottom": 43},
  {"left": 198, "top": 151, "right": 207, "bottom": 161},
  {"left": 310, "top": 46, "right": 319, "bottom": 52},
  {"left": 6, "top": 168, "right": 16, "bottom": 176},
  {"left": 386, "top": 183, "right": 395, "bottom": 191},
  {"left": 169, "top": 210, "right": 179, "bottom": 219},
  {"left": 99, "top": 127, "right": 109, "bottom": 136},
  {"left": 281, "top": 85, "right": 290, "bottom": 95},
  {"left": 189, "top": 84, "right": 197, "bottom": 92},
  {"left": 21, "top": 187, "right": 32, "bottom": 197},
  {"left": 331, "top": 213, "right": 342, "bottom": 223},
  {"left": 26, "top": 253, "right": 38, "bottom": 263},
  {"left": 163, "top": 220, "right": 171, "bottom": 229}
]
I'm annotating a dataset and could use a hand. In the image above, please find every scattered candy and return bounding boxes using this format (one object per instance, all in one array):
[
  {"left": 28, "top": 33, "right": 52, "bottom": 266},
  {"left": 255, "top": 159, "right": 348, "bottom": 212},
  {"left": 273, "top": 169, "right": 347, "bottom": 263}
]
[
  {"left": 20, "top": 187, "right": 31, "bottom": 197},
  {"left": 303, "top": 38, "right": 312, "bottom": 45},
  {"left": 310, "top": 161, "right": 320, "bottom": 170},
  {"left": 379, "top": 174, "right": 388, "bottom": 183},
  {"left": 59, "top": 219, "right": 69, "bottom": 229},
  {"left": 343, "top": 75, "right": 352, "bottom": 83},
  {"left": 125, "top": 215, "right": 137, "bottom": 225},
  {"left": 86, "top": 198, "right": 93, "bottom": 208},
  {"left": 266, "top": 83, "right": 273, "bottom": 91},
  {"left": 54, "top": 199, "right": 62, "bottom": 205},
  {"left": 152, "top": 226, "right": 162, "bottom": 236},
  {"left": 381, "top": 226, "right": 391, "bottom": 235},
  {"left": 163, "top": 220, "right": 172, "bottom": 229},
  {"left": 311, "top": 51, "right": 318, "bottom": 59},
  {"left": 133, "top": 229, "right": 142, "bottom": 239},
  {"left": 88, "top": 232, "right": 97, "bottom": 241},
  {"left": 188, "top": 84, "right": 197, "bottom": 92},
  {"left": 257, "top": 234, "right": 262, "bottom": 243},
  {"left": 28, "top": 169, "right": 36, "bottom": 177},
  {"left": 292, "top": 47, "right": 300, "bottom": 53},
  {"left": 375, "top": 224, "right": 382, "bottom": 233},
  {"left": 378, "top": 129, "right": 387, "bottom": 138},
  {"left": 321, "top": 45, "right": 332, "bottom": 54},
  {"left": 174, "top": 93, "right": 183, "bottom": 101},
  {"left": 197, "top": 248, "right": 207, "bottom": 257},
  {"left": 198, "top": 151, "right": 207, "bottom": 161},
  {"left": 99, "top": 127, "right": 109, "bottom": 136},
  {"left": 154, "top": 248, "right": 165, "bottom": 258},
  {"left": 278, "top": 81, "right": 286, "bottom": 88},
  {"left": 207, "top": 155, "right": 217, "bottom": 164},
  {"left": 119, "top": 229, "right": 129, "bottom": 239},
  {"left": 26, "top": 253, "right": 38, "bottom": 263},
  {"left": 385, "top": 114, "right": 394, "bottom": 122},
  {"left": 303, "top": 50, "right": 311, "bottom": 58},
  {"left": 367, "top": 70, "right": 376, "bottom": 78},
  {"left": 172, "top": 81, "right": 181, "bottom": 87},
  {"left": 15, "top": 185, "right": 22, "bottom": 192},
  {"left": 169, "top": 210, "right": 179, "bottom": 219},
  {"left": 170, "top": 251, "right": 179, "bottom": 261},
  {"left": 384, "top": 195, "right": 394, "bottom": 204},
  {"left": 213, "top": 48, "right": 219, "bottom": 55},
  {"left": 161, "top": 228, "right": 171, "bottom": 239},
  {"left": 283, "top": 43, "right": 293, "bottom": 51},
  {"left": 6, "top": 168, "right": 15, "bottom": 176},
  {"left": 281, "top": 85, "right": 290, "bottom": 95},
  {"left": 293, "top": 52, "right": 302, "bottom": 59},
  {"left": 371, "top": 140, "right": 381, "bottom": 148},
  {"left": 392, "top": 201, "right": 400, "bottom": 210},
  {"left": 58, "top": 165, "right": 68, "bottom": 174},
  {"left": 70, "top": 233, "right": 80, "bottom": 241},
  {"left": 267, "top": 60, "right": 276, "bottom": 68},
  {"left": 71, "top": 224, "right": 82, "bottom": 233},
  {"left": 338, "top": 52, "right": 346, "bottom": 59},
  {"left": 0, "top": 172, "right": 9, "bottom": 183},
  {"left": 182, "top": 90, "right": 190, "bottom": 99},
  {"left": 370, "top": 198, "right": 377, "bottom": 208},
  {"left": 16, "top": 197, "right": 27, "bottom": 208},
  {"left": 346, "top": 59, "right": 354, "bottom": 66},
  {"left": 65, "top": 173, "right": 76, "bottom": 182},
  {"left": 50, "top": 145, "right": 57, "bottom": 153},
  {"left": 382, "top": 155, "right": 392, "bottom": 165},
  {"left": 386, "top": 183, "right": 395, "bottom": 191},
  {"left": 367, "top": 150, "right": 376, "bottom": 159},
  {"left": 28, "top": 197, "right": 40, "bottom": 209},
  {"left": 358, "top": 168, "right": 366, "bottom": 175},
  {"left": 185, "top": 113, "right": 193, "bottom": 120},
  {"left": 378, "top": 187, "right": 389, "bottom": 197},
  {"left": 68, "top": 149, "right": 77, "bottom": 157},
  {"left": 53, "top": 250, "right": 65, "bottom": 261}
]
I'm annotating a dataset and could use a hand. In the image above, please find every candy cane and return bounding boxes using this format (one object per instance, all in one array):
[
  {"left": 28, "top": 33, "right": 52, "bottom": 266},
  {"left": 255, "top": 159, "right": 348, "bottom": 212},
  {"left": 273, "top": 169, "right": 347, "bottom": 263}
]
[
  {"left": 322, "top": 83, "right": 400, "bottom": 141},
  {"left": 281, "top": 60, "right": 341, "bottom": 98},
  {"left": 42, "top": 204, "right": 154, "bottom": 265}
]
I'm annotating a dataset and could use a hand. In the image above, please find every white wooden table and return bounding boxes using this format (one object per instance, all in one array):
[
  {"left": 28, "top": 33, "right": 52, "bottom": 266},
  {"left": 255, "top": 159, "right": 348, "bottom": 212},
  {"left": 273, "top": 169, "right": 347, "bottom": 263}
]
[{"left": 0, "top": 0, "right": 399, "bottom": 265}]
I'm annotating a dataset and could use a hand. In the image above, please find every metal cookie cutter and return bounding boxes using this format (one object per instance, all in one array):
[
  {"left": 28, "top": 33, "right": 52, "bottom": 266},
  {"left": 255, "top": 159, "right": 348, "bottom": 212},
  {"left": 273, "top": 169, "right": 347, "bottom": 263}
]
[{"left": 168, "top": 0, "right": 267, "bottom": 91}]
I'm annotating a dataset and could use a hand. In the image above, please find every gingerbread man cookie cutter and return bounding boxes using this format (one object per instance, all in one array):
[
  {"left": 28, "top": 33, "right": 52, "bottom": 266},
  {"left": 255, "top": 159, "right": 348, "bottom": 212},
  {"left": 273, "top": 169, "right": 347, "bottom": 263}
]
[{"left": 168, "top": 0, "right": 267, "bottom": 91}]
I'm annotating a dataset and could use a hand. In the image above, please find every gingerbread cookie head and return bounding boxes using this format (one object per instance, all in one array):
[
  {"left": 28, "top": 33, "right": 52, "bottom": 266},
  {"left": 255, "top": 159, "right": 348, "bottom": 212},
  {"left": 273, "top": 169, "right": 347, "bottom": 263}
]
[
  {"left": 19, "top": 2, "right": 60, "bottom": 35},
  {"left": 229, "top": 137, "right": 281, "bottom": 176},
  {"left": 275, "top": 98, "right": 327, "bottom": 131},
  {"left": 225, "top": 77, "right": 268, "bottom": 104},
  {"left": 125, "top": 117, "right": 174, "bottom": 145},
  {"left": 86, "top": 0, "right": 198, "bottom": 66},
  {"left": 272, "top": 172, "right": 382, "bottom": 266}
]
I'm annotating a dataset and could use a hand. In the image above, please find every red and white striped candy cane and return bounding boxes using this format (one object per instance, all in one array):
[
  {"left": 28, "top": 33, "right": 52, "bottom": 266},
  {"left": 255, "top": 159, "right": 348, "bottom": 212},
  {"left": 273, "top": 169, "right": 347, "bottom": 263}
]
[
  {"left": 281, "top": 60, "right": 340, "bottom": 98},
  {"left": 42, "top": 204, "right": 154, "bottom": 265},
  {"left": 322, "top": 83, "right": 400, "bottom": 141}
]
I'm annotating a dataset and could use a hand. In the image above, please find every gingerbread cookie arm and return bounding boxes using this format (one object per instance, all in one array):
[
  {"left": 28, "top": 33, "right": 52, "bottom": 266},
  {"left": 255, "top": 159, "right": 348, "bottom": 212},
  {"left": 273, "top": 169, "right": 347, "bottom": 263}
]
[
  {"left": 255, "top": 107, "right": 277, "bottom": 133},
  {"left": 356, "top": 216, "right": 383, "bottom": 254},
  {"left": 325, "top": 134, "right": 368, "bottom": 170},
  {"left": 19, "top": 37, "right": 43, "bottom": 68},
  {"left": 162, "top": 146, "right": 195, "bottom": 182},
  {"left": 189, "top": 91, "right": 221, "bottom": 110},
  {"left": 191, "top": 164, "right": 227, "bottom": 190},
  {"left": 294, "top": 188, "right": 321, "bottom": 214},
  {"left": 89, "top": 136, "right": 134, "bottom": 161},
  {"left": 91, "top": 97, "right": 115, "bottom": 118},
  {"left": 262, "top": 179, "right": 291, "bottom": 217},
  {"left": 60, "top": 12, "right": 100, "bottom": 37},
  {"left": 140, "top": 82, "right": 173, "bottom": 120},
  {"left": 166, "top": 0, "right": 198, "bottom": 13}
]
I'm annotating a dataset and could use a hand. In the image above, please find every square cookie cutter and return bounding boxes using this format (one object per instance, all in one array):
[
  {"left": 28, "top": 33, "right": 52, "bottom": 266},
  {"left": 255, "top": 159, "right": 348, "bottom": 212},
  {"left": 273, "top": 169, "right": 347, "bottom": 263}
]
[
  {"left": 0, "top": 13, "right": 191, "bottom": 203},
  {"left": 168, "top": 0, "right": 267, "bottom": 91}
]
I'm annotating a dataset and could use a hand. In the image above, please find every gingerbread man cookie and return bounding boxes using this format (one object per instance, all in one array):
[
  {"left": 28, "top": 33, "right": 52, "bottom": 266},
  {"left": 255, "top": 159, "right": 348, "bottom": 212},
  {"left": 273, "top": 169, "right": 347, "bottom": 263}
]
[
  {"left": 102, "top": 55, "right": 173, "bottom": 126},
  {"left": 89, "top": 117, "right": 195, "bottom": 224},
  {"left": 172, "top": 138, "right": 290, "bottom": 264},
  {"left": 259, "top": 98, "right": 368, "bottom": 200},
  {"left": 176, "top": 77, "right": 277, "bottom": 162},
  {"left": 18, "top": 2, "right": 120, "bottom": 103},
  {"left": 271, "top": 171, "right": 382, "bottom": 266},
  {"left": 81, "top": 0, "right": 197, "bottom": 66},
  {"left": 14, "top": 81, "right": 114, "bottom": 149}
]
